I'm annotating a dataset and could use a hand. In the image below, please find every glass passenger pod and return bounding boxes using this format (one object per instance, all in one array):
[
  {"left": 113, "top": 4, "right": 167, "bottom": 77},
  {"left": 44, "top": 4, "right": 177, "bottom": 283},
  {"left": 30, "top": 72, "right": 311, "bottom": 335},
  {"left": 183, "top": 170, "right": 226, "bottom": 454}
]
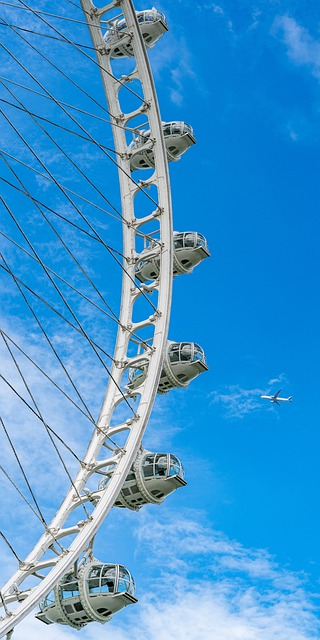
[
  {"left": 37, "top": 563, "right": 137, "bottom": 628},
  {"left": 135, "top": 231, "right": 210, "bottom": 282},
  {"left": 158, "top": 342, "right": 208, "bottom": 394},
  {"left": 114, "top": 451, "right": 187, "bottom": 510},
  {"left": 129, "top": 122, "right": 196, "bottom": 171},
  {"left": 173, "top": 232, "right": 210, "bottom": 274},
  {"left": 104, "top": 8, "right": 168, "bottom": 58},
  {"left": 127, "top": 342, "right": 208, "bottom": 394}
]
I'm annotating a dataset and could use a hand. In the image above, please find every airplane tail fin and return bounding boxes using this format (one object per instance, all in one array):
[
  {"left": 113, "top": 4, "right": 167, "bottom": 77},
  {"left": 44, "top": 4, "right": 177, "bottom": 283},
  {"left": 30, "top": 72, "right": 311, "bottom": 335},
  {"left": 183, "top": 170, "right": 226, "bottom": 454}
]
[{"left": 288, "top": 396, "right": 293, "bottom": 402}]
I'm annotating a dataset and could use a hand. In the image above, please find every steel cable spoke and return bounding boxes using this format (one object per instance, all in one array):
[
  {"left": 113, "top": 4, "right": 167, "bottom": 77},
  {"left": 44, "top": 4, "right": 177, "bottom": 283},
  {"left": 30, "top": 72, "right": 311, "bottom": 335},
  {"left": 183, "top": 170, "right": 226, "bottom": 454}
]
[
  {"left": 0, "top": 20, "right": 99, "bottom": 49},
  {"left": 17, "top": 0, "right": 147, "bottom": 104},
  {"left": 0, "top": 331, "right": 126, "bottom": 453},
  {"left": 0, "top": 1, "right": 96, "bottom": 26},
  {"left": 0, "top": 252, "right": 96, "bottom": 422},
  {"left": 0, "top": 414, "right": 46, "bottom": 525},
  {"left": 0, "top": 74, "right": 140, "bottom": 132},
  {"left": 0, "top": 262, "right": 116, "bottom": 363},
  {"left": 0, "top": 373, "right": 92, "bottom": 521},
  {"left": 0, "top": 20, "right": 162, "bottom": 211},
  {"left": 0, "top": 233, "right": 152, "bottom": 351},
  {"left": 1, "top": 108, "right": 158, "bottom": 312},
  {"left": 1, "top": 244, "right": 135, "bottom": 413}
]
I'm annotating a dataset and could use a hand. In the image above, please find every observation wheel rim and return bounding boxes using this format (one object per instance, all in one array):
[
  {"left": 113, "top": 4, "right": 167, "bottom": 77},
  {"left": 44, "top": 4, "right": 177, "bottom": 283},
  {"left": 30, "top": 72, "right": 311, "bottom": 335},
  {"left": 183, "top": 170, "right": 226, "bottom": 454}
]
[{"left": 0, "top": 0, "right": 173, "bottom": 636}]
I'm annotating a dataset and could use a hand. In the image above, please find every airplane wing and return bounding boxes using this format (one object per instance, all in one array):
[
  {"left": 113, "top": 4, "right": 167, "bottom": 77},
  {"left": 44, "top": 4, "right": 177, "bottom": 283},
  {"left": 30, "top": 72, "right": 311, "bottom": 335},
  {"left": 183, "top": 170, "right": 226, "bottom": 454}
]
[
  {"left": 274, "top": 400, "right": 281, "bottom": 406},
  {"left": 273, "top": 389, "right": 281, "bottom": 399}
]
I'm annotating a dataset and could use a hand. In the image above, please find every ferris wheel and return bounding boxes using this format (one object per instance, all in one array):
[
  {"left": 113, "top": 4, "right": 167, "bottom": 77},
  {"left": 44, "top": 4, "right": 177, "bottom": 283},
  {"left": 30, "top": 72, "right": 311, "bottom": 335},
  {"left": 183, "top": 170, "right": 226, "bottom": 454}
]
[{"left": 0, "top": 1, "right": 209, "bottom": 637}]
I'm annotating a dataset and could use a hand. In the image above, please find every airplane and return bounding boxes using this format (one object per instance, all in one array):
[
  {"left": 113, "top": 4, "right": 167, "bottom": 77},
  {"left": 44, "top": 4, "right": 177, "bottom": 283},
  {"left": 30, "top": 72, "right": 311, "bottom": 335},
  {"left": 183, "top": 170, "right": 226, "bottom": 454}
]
[{"left": 261, "top": 389, "right": 293, "bottom": 406}]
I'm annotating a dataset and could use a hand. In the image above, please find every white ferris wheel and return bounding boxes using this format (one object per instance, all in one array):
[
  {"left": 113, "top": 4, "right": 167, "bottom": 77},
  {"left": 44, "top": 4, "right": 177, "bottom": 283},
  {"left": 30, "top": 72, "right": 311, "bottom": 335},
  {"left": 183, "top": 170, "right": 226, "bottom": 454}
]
[{"left": 0, "top": 1, "right": 210, "bottom": 637}]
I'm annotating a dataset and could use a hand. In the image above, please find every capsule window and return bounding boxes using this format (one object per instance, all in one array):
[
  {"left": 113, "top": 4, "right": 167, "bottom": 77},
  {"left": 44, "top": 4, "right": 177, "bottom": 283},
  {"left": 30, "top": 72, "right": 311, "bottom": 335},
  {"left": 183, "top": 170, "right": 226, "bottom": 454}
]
[
  {"left": 193, "top": 344, "right": 205, "bottom": 362},
  {"left": 184, "top": 233, "right": 195, "bottom": 247},
  {"left": 101, "top": 569, "right": 116, "bottom": 593},
  {"left": 118, "top": 579, "right": 128, "bottom": 593},
  {"left": 74, "top": 602, "right": 84, "bottom": 612},
  {"left": 60, "top": 575, "right": 80, "bottom": 600},
  {"left": 174, "top": 234, "right": 184, "bottom": 248},
  {"left": 180, "top": 344, "right": 192, "bottom": 361},
  {"left": 87, "top": 565, "right": 116, "bottom": 594},
  {"left": 168, "top": 344, "right": 180, "bottom": 363},
  {"left": 142, "top": 455, "right": 155, "bottom": 477},
  {"left": 196, "top": 233, "right": 206, "bottom": 247},
  {"left": 155, "top": 454, "right": 168, "bottom": 476},
  {"left": 169, "top": 455, "right": 183, "bottom": 477}
]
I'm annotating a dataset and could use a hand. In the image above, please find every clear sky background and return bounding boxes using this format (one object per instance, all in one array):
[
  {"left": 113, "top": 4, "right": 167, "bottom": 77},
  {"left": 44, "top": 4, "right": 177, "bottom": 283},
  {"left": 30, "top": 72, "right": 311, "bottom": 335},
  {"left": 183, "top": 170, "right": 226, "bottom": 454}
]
[{"left": 1, "top": 0, "right": 320, "bottom": 638}]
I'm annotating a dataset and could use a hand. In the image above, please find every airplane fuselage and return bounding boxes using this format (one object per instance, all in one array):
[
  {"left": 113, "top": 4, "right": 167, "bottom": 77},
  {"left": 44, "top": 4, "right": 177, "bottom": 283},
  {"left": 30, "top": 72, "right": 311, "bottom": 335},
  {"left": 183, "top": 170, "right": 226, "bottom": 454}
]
[{"left": 261, "top": 395, "right": 292, "bottom": 403}]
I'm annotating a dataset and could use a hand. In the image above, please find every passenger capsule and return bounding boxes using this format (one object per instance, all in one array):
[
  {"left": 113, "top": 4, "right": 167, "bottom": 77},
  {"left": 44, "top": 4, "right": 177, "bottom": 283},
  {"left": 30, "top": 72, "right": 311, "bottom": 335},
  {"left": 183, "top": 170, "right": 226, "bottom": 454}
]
[
  {"left": 129, "top": 122, "right": 196, "bottom": 171},
  {"left": 127, "top": 341, "right": 208, "bottom": 394},
  {"left": 104, "top": 8, "right": 168, "bottom": 59},
  {"left": 36, "top": 560, "right": 136, "bottom": 628},
  {"left": 135, "top": 231, "right": 210, "bottom": 282},
  {"left": 99, "top": 450, "right": 186, "bottom": 510}
]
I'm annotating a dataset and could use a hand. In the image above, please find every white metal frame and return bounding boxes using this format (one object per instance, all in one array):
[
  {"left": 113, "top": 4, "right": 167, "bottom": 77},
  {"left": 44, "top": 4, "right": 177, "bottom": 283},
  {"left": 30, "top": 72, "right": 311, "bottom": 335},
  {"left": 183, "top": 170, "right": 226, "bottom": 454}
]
[{"left": 0, "top": 0, "right": 172, "bottom": 636}]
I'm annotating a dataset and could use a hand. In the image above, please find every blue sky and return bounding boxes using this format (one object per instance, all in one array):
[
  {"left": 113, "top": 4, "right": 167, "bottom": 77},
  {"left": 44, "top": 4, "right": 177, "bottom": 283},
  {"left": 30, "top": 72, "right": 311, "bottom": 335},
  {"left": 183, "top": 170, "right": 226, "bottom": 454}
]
[{"left": 1, "top": 0, "right": 320, "bottom": 638}]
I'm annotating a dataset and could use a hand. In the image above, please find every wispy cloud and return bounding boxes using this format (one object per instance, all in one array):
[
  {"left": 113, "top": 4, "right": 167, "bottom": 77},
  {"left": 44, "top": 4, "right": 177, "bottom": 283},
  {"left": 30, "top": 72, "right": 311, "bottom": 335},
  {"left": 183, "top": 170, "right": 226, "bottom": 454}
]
[
  {"left": 274, "top": 16, "right": 320, "bottom": 79},
  {"left": 149, "top": 33, "right": 202, "bottom": 106},
  {"left": 209, "top": 375, "right": 288, "bottom": 419},
  {"left": 13, "top": 507, "right": 320, "bottom": 639},
  {"left": 130, "top": 509, "right": 319, "bottom": 639},
  {"left": 210, "top": 384, "right": 264, "bottom": 419}
]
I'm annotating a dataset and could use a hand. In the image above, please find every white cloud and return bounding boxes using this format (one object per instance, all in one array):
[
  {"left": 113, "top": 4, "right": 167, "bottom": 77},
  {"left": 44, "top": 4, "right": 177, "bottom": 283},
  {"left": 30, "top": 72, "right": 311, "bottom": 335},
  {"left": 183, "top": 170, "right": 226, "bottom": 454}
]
[
  {"left": 197, "top": 3, "right": 224, "bottom": 15},
  {"left": 149, "top": 33, "right": 201, "bottom": 106},
  {"left": 129, "top": 510, "right": 320, "bottom": 640},
  {"left": 274, "top": 16, "right": 320, "bottom": 79},
  {"left": 11, "top": 508, "right": 320, "bottom": 639},
  {"left": 267, "top": 373, "right": 288, "bottom": 388},
  {"left": 209, "top": 374, "right": 289, "bottom": 419},
  {"left": 209, "top": 384, "right": 264, "bottom": 419}
]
